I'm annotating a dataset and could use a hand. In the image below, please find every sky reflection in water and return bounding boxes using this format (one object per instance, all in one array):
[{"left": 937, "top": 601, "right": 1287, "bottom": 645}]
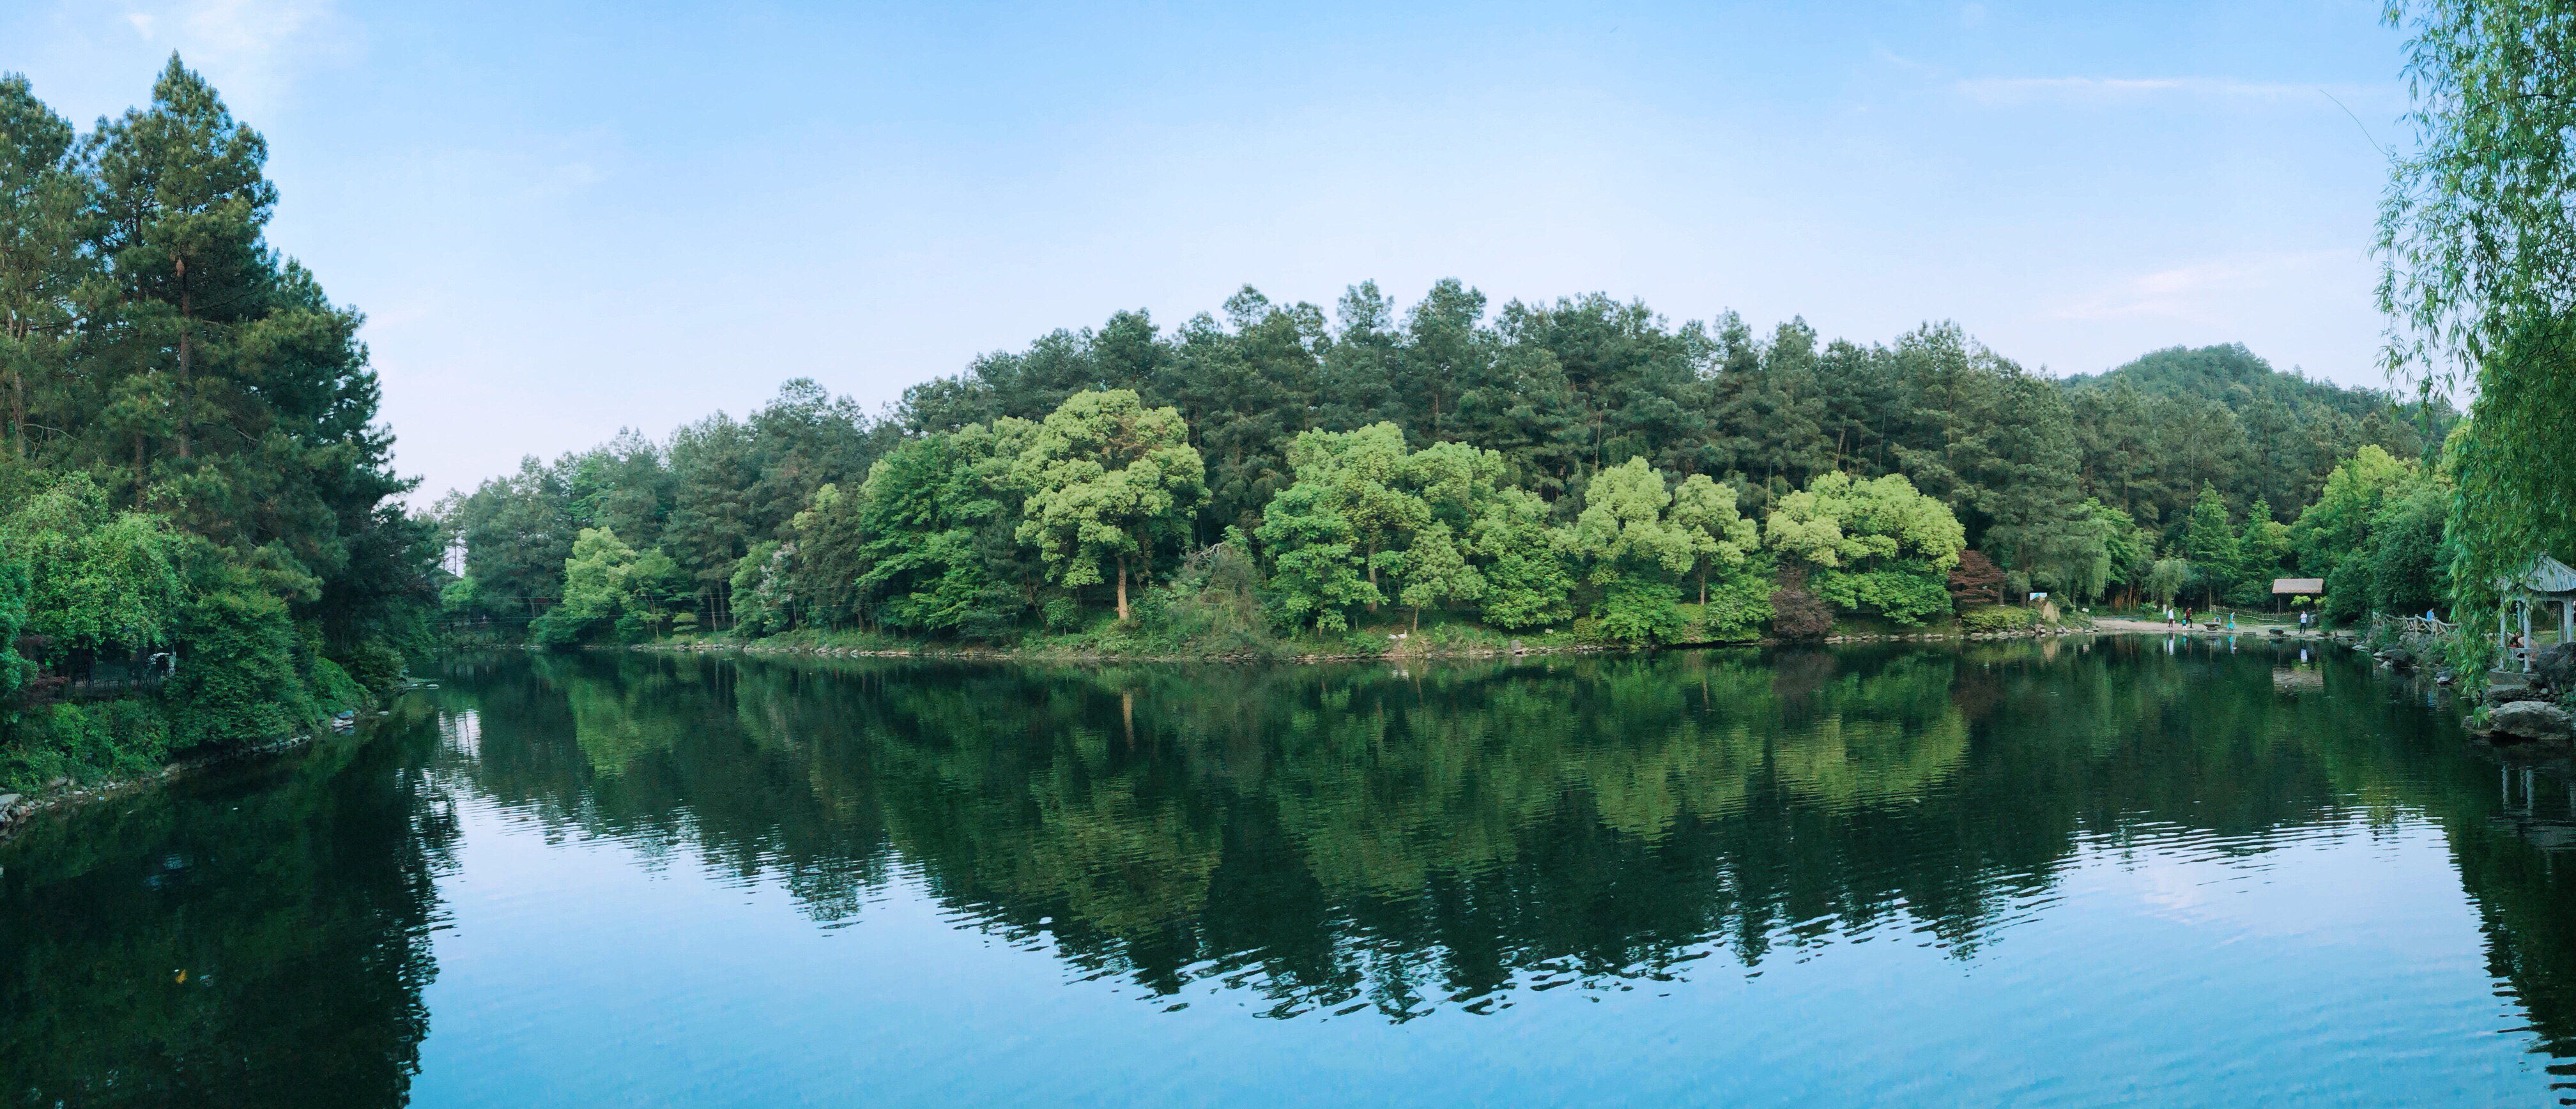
[{"left": 4, "top": 637, "right": 2573, "bottom": 1106}]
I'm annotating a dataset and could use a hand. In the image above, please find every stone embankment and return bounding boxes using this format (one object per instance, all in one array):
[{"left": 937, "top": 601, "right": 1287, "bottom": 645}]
[
  {"left": 0, "top": 728, "right": 346, "bottom": 845},
  {"left": 2476, "top": 644, "right": 2576, "bottom": 746}
]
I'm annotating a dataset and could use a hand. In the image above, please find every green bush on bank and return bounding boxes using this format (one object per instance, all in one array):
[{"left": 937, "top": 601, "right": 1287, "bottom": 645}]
[{"left": 1959, "top": 606, "right": 2039, "bottom": 634}]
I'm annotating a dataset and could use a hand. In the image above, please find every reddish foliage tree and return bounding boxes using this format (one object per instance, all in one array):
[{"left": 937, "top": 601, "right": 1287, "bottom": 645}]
[
  {"left": 1768, "top": 567, "right": 1832, "bottom": 640},
  {"left": 1948, "top": 549, "right": 2005, "bottom": 607}
]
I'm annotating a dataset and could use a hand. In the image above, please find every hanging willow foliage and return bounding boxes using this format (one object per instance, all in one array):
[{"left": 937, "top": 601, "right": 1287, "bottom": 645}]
[{"left": 2379, "top": 0, "right": 2576, "bottom": 625}]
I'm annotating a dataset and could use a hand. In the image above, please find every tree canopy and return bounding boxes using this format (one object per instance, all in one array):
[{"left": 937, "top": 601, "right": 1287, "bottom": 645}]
[
  {"left": 0, "top": 59, "right": 437, "bottom": 788},
  {"left": 441, "top": 273, "right": 2451, "bottom": 648}
]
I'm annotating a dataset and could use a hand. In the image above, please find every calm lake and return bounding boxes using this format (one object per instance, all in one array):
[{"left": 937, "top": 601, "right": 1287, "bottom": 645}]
[{"left": 6, "top": 638, "right": 2575, "bottom": 1106}]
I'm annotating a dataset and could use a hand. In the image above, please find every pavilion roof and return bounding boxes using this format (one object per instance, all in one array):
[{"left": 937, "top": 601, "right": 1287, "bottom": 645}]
[{"left": 2499, "top": 554, "right": 2576, "bottom": 597}]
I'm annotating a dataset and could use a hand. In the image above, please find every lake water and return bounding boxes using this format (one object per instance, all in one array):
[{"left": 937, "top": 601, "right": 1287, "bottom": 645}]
[{"left": 6, "top": 637, "right": 2576, "bottom": 1106}]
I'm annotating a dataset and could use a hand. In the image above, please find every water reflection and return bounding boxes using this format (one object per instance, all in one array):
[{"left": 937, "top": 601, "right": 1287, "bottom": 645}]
[
  {"left": 0, "top": 719, "right": 447, "bottom": 1106},
  {"left": 8, "top": 637, "right": 2576, "bottom": 1104},
  {"left": 426, "top": 639, "right": 2573, "bottom": 1020}
]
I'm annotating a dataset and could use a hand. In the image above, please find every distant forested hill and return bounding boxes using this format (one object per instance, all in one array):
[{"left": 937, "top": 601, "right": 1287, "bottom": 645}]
[
  {"left": 2062, "top": 343, "right": 2434, "bottom": 427},
  {"left": 2057, "top": 343, "right": 2440, "bottom": 534}
]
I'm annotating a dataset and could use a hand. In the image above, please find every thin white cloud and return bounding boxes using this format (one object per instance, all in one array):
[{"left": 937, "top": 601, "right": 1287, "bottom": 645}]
[
  {"left": 2055, "top": 250, "right": 2354, "bottom": 321},
  {"left": 112, "top": 0, "right": 358, "bottom": 110},
  {"left": 1956, "top": 75, "right": 2327, "bottom": 105}
]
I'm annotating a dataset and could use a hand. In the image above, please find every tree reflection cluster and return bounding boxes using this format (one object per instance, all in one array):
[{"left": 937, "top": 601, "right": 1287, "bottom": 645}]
[
  {"left": 10, "top": 638, "right": 2576, "bottom": 1106},
  {"left": 432, "top": 639, "right": 2526, "bottom": 1020}
]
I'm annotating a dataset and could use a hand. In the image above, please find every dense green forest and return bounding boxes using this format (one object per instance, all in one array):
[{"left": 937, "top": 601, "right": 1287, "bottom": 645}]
[
  {"left": 441, "top": 282, "right": 2453, "bottom": 652},
  {"left": 0, "top": 60, "right": 438, "bottom": 788}
]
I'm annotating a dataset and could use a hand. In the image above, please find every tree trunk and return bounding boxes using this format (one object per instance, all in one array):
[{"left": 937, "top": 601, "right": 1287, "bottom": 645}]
[
  {"left": 1411, "top": 606, "right": 1422, "bottom": 634},
  {"left": 175, "top": 259, "right": 191, "bottom": 460},
  {"left": 1365, "top": 539, "right": 1379, "bottom": 612},
  {"left": 6, "top": 317, "right": 21, "bottom": 458},
  {"left": 1116, "top": 554, "right": 1131, "bottom": 622}
]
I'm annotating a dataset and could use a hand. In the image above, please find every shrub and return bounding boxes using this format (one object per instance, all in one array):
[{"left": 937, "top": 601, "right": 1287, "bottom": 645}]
[
  {"left": 1595, "top": 578, "right": 1686, "bottom": 645},
  {"left": 1959, "top": 605, "right": 2037, "bottom": 634},
  {"left": 0, "top": 699, "right": 174, "bottom": 791},
  {"left": 167, "top": 587, "right": 316, "bottom": 748},
  {"left": 1813, "top": 563, "right": 1951, "bottom": 625},
  {"left": 310, "top": 657, "right": 369, "bottom": 713},
  {"left": 337, "top": 639, "right": 406, "bottom": 698}
]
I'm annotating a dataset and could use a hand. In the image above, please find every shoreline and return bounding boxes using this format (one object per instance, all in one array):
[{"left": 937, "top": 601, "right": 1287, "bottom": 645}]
[
  {"left": 0, "top": 730, "right": 329, "bottom": 848},
  {"left": 625, "top": 619, "right": 2348, "bottom": 666},
  {"left": 6, "top": 625, "right": 2356, "bottom": 843}
]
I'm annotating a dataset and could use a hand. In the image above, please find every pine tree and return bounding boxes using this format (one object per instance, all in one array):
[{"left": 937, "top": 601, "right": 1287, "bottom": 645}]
[{"left": 2180, "top": 483, "right": 2241, "bottom": 606}]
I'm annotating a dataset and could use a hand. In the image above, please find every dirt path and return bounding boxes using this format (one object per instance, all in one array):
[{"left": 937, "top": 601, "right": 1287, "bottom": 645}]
[{"left": 2088, "top": 617, "right": 2333, "bottom": 637}]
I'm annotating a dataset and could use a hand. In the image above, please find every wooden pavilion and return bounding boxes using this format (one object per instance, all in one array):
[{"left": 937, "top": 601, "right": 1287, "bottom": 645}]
[
  {"left": 2497, "top": 554, "right": 2576, "bottom": 673},
  {"left": 2271, "top": 578, "right": 2323, "bottom": 612}
]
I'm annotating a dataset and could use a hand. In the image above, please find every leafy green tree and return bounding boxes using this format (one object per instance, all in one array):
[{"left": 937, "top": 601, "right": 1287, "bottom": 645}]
[
  {"left": 2145, "top": 558, "right": 2191, "bottom": 609},
  {"left": 1254, "top": 482, "right": 1374, "bottom": 632},
  {"left": 1765, "top": 471, "right": 1964, "bottom": 626},
  {"left": 1469, "top": 488, "right": 1573, "bottom": 631},
  {"left": 1565, "top": 459, "right": 1701, "bottom": 643},
  {"left": 1570, "top": 459, "right": 1692, "bottom": 576},
  {"left": 1667, "top": 473, "right": 1759, "bottom": 606},
  {"left": 792, "top": 422, "right": 1034, "bottom": 636},
  {"left": 2369, "top": 482, "right": 2452, "bottom": 618},
  {"left": 1395, "top": 522, "right": 1482, "bottom": 632},
  {"left": 2292, "top": 447, "right": 2418, "bottom": 622},
  {"left": 1283, "top": 423, "right": 1424, "bottom": 609},
  {"left": 2092, "top": 500, "right": 2151, "bottom": 604},
  {"left": 531, "top": 528, "right": 684, "bottom": 645},
  {"left": 1403, "top": 438, "right": 1505, "bottom": 529},
  {"left": 727, "top": 540, "right": 791, "bottom": 638},
  {"left": 1013, "top": 390, "right": 1206, "bottom": 621},
  {"left": 2, "top": 475, "right": 183, "bottom": 659}
]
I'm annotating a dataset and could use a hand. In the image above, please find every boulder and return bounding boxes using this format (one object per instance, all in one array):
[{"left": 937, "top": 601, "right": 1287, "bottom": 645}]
[
  {"left": 2536, "top": 643, "right": 2576, "bottom": 689},
  {"left": 2379, "top": 647, "right": 2415, "bottom": 668},
  {"left": 2487, "top": 682, "right": 2551, "bottom": 707},
  {"left": 2490, "top": 701, "right": 2574, "bottom": 744}
]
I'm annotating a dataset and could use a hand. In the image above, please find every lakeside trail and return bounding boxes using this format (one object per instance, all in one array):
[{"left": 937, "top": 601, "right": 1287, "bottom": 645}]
[{"left": 2087, "top": 617, "right": 2338, "bottom": 638}]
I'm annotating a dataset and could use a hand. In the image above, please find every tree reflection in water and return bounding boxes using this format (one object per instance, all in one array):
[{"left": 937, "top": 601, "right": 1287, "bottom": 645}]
[
  {"left": 435, "top": 639, "right": 2576, "bottom": 1027},
  {"left": 10, "top": 636, "right": 2576, "bottom": 1106}
]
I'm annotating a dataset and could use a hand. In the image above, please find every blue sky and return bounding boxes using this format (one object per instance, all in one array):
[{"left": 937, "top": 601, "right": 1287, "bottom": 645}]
[{"left": 5, "top": 1, "right": 2411, "bottom": 501}]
